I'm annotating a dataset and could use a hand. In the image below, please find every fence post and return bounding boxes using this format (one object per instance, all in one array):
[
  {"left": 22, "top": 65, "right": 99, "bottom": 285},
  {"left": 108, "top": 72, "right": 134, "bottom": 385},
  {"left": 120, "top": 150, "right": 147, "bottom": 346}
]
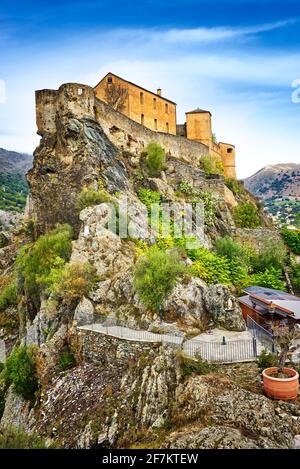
[
  {"left": 252, "top": 337, "right": 257, "bottom": 358},
  {"left": 272, "top": 342, "right": 275, "bottom": 353},
  {"left": 222, "top": 336, "right": 226, "bottom": 346}
]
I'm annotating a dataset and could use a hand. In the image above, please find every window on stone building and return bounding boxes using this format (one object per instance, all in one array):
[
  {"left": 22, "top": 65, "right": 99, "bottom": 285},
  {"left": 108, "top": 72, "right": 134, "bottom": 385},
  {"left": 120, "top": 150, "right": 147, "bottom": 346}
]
[
  {"left": 153, "top": 98, "right": 156, "bottom": 109},
  {"left": 141, "top": 114, "right": 145, "bottom": 125},
  {"left": 140, "top": 92, "right": 144, "bottom": 104},
  {"left": 165, "top": 103, "right": 168, "bottom": 113},
  {"left": 154, "top": 119, "right": 157, "bottom": 130},
  {"left": 227, "top": 148, "right": 233, "bottom": 153},
  {"left": 166, "top": 122, "right": 169, "bottom": 132},
  {"left": 78, "top": 88, "right": 83, "bottom": 96},
  {"left": 107, "top": 76, "right": 113, "bottom": 84}
]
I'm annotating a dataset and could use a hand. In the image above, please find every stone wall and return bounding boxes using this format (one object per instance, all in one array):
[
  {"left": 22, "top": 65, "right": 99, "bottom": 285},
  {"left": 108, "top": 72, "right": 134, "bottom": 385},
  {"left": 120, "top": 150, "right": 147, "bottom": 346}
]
[
  {"left": 231, "top": 227, "right": 281, "bottom": 248},
  {"left": 78, "top": 328, "right": 161, "bottom": 367},
  {"left": 35, "top": 82, "right": 209, "bottom": 167}
]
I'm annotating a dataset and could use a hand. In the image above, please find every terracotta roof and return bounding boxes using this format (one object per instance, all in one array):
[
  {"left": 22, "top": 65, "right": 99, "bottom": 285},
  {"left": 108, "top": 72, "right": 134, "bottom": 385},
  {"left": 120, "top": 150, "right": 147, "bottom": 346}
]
[
  {"left": 186, "top": 108, "right": 212, "bottom": 115},
  {"left": 94, "top": 72, "right": 177, "bottom": 105}
]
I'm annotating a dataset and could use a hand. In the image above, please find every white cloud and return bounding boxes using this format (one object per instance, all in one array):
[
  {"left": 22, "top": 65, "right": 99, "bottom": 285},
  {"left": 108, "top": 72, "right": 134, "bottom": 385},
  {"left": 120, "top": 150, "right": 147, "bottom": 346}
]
[{"left": 158, "top": 19, "right": 298, "bottom": 43}]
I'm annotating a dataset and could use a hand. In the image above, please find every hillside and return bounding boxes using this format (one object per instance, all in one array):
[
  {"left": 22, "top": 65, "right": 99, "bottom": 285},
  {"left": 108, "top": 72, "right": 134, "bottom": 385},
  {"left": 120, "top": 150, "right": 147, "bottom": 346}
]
[
  {"left": 0, "top": 148, "right": 32, "bottom": 213},
  {"left": 244, "top": 163, "right": 300, "bottom": 226},
  {"left": 0, "top": 148, "right": 32, "bottom": 173}
]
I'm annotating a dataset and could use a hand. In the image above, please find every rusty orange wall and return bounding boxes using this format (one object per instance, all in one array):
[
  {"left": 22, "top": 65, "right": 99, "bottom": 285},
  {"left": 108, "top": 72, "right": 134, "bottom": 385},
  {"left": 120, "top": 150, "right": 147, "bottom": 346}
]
[{"left": 95, "top": 74, "right": 177, "bottom": 135}]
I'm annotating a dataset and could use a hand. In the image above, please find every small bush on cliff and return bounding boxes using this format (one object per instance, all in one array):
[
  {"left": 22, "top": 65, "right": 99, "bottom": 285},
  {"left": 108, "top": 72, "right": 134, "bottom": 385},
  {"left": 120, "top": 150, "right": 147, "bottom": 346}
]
[
  {"left": 138, "top": 188, "right": 161, "bottom": 213},
  {"left": 214, "top": 236, "right": 250, "bottom": 265},
  {"left": 233, "top": 202, "right": 262, "bottom": 228},
  {"left": 190, "top": 248, "right": 232, "bottom": 285},
  {"left": 144, "top": 143, "right": 166, "bottom": 177},
  {"left": 281, "top": 227, "right": 300, "bottom": 255},
  {"left": 133, "top": 247, "right": 186, "bottom": 312},
  {"left": 16, "top": 224, "right": 72, "bottom": 309},
  {"left": 2, "top": 345, "right": 38, "bottom": 400},
  {"left": 200, "top": 154, "right": 224, "bottom": 175},
  {"left": 47, "top": 262, "right": 98, "bottom": 302},
  {"left": 0, "top": 282, "right": 17, "bottom": 312},
  {"left": 76, "top": 187, "right": 111, "bottom": 212},
  {"left": 291, "top": 262, "right": 300, "bottom": 290}
]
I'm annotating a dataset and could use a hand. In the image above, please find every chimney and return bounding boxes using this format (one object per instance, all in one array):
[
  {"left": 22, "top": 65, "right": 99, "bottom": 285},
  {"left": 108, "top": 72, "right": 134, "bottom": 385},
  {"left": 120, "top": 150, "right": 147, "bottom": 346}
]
[{"left": 157, "top": 88, "right": 162, "bottom": 96}]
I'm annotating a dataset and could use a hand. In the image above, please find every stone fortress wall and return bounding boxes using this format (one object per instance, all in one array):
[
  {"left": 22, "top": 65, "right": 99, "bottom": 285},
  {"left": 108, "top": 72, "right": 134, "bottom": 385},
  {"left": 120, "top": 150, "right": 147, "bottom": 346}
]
[{"left": 35, "top": 83, "right": 235, "bottom": 179}]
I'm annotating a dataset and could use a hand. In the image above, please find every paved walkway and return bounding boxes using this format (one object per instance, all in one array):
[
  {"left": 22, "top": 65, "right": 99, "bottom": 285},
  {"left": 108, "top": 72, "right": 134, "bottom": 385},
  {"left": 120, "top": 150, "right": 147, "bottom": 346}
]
[{"left": 78, "top": 323, "right": 183, "bottom": 345}]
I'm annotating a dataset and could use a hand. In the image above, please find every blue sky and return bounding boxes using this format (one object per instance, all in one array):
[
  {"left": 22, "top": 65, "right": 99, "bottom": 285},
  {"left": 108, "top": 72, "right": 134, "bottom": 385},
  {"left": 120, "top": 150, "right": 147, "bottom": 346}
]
[{"left": 0, "top": 0, "right": 300, "bottom": 177}]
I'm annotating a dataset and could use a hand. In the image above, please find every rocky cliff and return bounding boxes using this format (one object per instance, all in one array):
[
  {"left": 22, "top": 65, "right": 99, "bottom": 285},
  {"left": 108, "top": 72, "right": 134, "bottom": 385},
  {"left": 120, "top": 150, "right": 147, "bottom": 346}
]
[{"left": 0, "top": 82, "right": 296, "bottom": 450}]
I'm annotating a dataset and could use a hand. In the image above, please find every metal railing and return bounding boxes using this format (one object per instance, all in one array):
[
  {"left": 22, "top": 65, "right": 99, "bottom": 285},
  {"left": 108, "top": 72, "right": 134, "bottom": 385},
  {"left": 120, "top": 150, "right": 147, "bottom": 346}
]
[
  {"left": 246, "top": 315, "right": 276, "bottom": 352},
  {"left": 183, "top": 337, "right": 257, "bottom": 363},
  {"left": 79, "top": 322, "right": 260, "bottom": 363}
]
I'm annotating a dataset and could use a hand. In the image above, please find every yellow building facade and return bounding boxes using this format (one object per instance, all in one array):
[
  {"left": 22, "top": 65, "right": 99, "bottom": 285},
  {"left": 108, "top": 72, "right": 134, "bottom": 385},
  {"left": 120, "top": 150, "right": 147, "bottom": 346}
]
[
  {"left": 94, "top": 73, "right": 236, "bottom": 179},
  {"left": 94, "top": 73, "right": 177, "bottom": 135}
]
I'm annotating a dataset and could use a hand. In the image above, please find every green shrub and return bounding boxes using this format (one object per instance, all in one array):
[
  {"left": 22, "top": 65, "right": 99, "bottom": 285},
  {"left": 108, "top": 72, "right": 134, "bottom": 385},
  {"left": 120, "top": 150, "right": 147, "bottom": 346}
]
[
  {"left": 2, "top": 345, "right": 38, "bottom": 400},
  {"left": 257, "top": 349, "right": 278, "bottom": 371},
  {"left": 57, "top": 351, "right": 76, "bottom": 372},
  {"left": 215, "top": 236, "right": 249, "bottom": 265},
  {"left": 178, "top": 353, "right": 215, "bottom": 379},
  {"left": 0, "top": 426, "right": 52, "bottom": 449},
  {"left": 233, "top": 202, "right": 262, "bottom": 228},
  {"left": 190, "top": 247, "right": 232, "bottom": 285},
  {"left": 225, "top": 178, "right": 242, "bottom": 194},
  {"left": 138, "top": 188, "right": 161, "bottom": 213},
  {"left": 200, "top": 154, "right": 224, "bottom": 175},
  {"left": 291, "top": 262, "right": 300, "bottom": 290},
  {"left": 0, "top": 282, "right": 17, "bottom": 312},
  {"left": 249, "top": 268, "right": 286, "bottom": 290},
  {"left": 281, "top": 228, "right": 300, "bottom": 255},
  {"left": 16, "top": 224, "right": 72, "bottom": 309},
  {"left": 133, "top": 247, "right": 186, "bottom": 312},
  {"left": 76, "top": 187, "right": 111, "bottom": 212},
  {"left": 144, "top": 143, "right": 166, "bottom": 177},
  {"left": 251, "top": 239, "right": 287, "bottom": 273},
  {"left": 46, "top": 262, "right": 98, "bottom": 302}
]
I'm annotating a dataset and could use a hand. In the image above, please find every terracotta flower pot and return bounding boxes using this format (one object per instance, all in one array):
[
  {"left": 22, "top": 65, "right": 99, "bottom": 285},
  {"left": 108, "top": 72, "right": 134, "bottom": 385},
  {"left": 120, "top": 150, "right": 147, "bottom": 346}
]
[{"left": 262, "top": 367, "right": 299, "bottom": 400}]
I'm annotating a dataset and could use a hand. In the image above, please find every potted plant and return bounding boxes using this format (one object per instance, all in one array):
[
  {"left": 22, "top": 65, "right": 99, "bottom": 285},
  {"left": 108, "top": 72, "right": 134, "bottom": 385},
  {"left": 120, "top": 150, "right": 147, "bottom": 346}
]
[{"left": 262, "top": 324, "right": 300, "bottom": 400}]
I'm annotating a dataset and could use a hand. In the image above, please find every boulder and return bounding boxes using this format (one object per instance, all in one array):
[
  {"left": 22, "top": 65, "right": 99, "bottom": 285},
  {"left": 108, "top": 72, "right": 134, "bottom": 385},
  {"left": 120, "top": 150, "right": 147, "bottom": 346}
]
[{"left": 74, "top": 297, "right": 94, "bottom": 326}]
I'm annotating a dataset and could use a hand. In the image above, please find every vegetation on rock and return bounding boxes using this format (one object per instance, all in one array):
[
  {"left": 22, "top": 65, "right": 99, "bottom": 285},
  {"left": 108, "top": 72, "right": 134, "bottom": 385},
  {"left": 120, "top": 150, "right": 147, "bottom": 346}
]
[
  {"left": 2, "top": 345, "right": 38, "bottom": 400},
  {"left": 133, "top": 246, "right": 186, "bottom": 312},
  {"left": 233, "top": 202, "right": 262, "bottom": 228},
  {"left": 76, "top": 187, "right": 112, "bottom": 212},
  {"left": 144, "top": 142, "right": 166, "bottom": 177},
  {"left": 16, "top": 224, "right": 73, "bottom": 309},
  {"left": 281, "top": 227, "right": 300, "bottom": 255},
  {"left": 200, "top": 154, "right": 224, "bottom": 175}
]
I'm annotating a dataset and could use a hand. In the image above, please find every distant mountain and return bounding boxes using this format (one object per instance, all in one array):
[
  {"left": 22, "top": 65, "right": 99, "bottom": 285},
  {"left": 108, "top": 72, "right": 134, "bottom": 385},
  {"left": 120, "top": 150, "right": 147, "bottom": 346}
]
[
  {"left": 0, "top": 148, "right": 32, "bottom": 174},
  {"left": 244, "top": 163, "right": 300, "bottom": 199},
  {"left": 0, "top": 148, "right": 32, "bottom": 213},
  {"left": 244, "top": 163, "right": 300, "bottom": 226}
]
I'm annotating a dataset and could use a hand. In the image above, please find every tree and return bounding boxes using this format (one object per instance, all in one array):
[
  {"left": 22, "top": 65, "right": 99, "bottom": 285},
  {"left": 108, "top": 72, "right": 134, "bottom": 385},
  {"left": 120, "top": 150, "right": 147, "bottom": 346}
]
[
  {"left": 105, "top": 83, "right": 128, "bottom": 112},
  {"left": 272, "top": 324, "right": 300, "bottom": 375},
  {"left": 133, "top": 247, "right": 186, "bottom": 312}
]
